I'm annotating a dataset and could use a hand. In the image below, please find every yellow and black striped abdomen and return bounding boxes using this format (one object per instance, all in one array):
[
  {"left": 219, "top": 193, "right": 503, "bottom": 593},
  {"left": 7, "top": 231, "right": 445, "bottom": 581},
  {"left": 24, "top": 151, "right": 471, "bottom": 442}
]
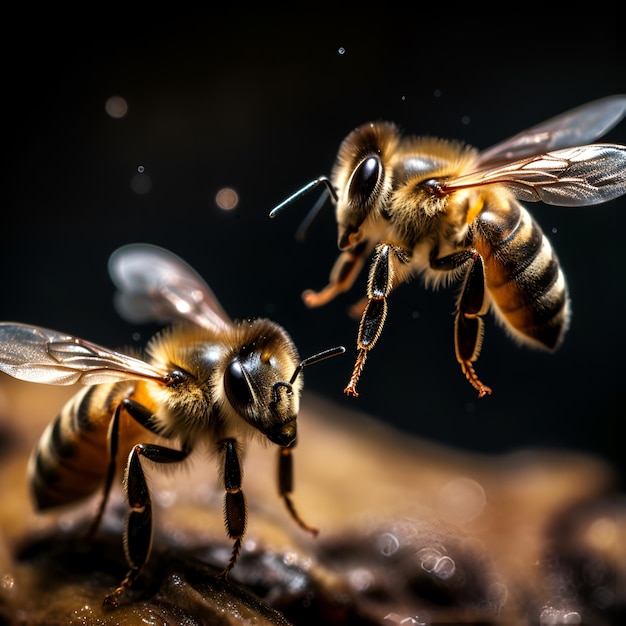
[
  {"left": 472, "top": 198, "right": 570, "bottom": 351},
  {"left": 28, "top": 382, "right": 149, "bottom": 510}
]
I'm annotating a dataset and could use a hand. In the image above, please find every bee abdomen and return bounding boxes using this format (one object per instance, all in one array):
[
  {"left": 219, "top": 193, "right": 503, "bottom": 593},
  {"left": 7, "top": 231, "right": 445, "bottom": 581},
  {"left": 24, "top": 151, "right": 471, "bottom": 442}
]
[
  {"left": 475, "top": 202, "right": 570, "bottom": 350},
  {"left": 28, "top": 386, "right": 114, "bottom": 510}
]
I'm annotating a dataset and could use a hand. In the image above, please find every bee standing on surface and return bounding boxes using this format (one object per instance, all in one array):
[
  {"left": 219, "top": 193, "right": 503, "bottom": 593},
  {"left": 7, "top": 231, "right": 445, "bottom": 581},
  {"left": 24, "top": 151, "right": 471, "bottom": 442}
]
[
  {"left": 0, "top": 243, "right": 344, "bottom": 606},
  {"left": 270, "top": 95, "right": 626, "bottom": 397}
]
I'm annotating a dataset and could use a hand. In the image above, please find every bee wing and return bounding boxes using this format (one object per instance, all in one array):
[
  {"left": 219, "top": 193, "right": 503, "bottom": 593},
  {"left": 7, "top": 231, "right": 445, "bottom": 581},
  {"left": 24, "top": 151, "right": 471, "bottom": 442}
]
[
  {"left": 0, "top": 323, "right": 169, "bottom": 386},
  {"left": 476, "top": 95, "right": 626, "bottom": 168},
  {"left": 108, "top": 243, "right": 232, "bottom": 332},
  {"left": 440, "top": 144, "right": 626, "bottom": 206}
]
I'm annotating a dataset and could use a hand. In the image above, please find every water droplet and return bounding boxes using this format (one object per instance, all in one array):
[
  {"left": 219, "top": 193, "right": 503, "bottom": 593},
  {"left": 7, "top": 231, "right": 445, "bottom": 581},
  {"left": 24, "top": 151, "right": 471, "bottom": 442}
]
[
  {"left": 1, "top": 574, "right": 14, "bottom": 590},
  {"left": 384, "top": 613, "right": 428, "bottom": 625},
  {"left": 586, "top": 516, "right": 617, "bottom": 550},
  {"left": 130, "top": 172, "right": 152, "bottom": 195},
  {"left": 488, "top": 582, "right": 509, "bottom": 609},
  {"left": 540, "top": 606, "right": 582, "bottom": 624},
  {"left": 215, "top": 187, "right": 239, "bottom": 210},
  {"left": 105, "top": 95, "right": 128, "bottom": 119},
  {"left": 376, "top": 532, "right": 400, "bottom": 557},
  {"left": 437, "top": 476, "right": 486, "bottom": 523},
  {"left": 563, "top": 612, "right": 582, "bottom": 624},
  {"left": 348, "top": 567, "right": 374, "bottom": 591},
  {"left": 432, "top": 555, "right": 456, "bottom": 579},
  {"left": 417, "top": 546, "right": 442, "bottom": 572}
]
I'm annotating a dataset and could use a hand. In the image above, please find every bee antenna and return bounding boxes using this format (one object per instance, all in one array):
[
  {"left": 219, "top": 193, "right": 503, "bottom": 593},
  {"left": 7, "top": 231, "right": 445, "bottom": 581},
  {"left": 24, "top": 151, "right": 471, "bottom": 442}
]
[
  {"left": 289, "top": 345, "right": 345, "bottom": 385},
  {"left": 269, "top": 177, "right": 338, "bottom": 241}
]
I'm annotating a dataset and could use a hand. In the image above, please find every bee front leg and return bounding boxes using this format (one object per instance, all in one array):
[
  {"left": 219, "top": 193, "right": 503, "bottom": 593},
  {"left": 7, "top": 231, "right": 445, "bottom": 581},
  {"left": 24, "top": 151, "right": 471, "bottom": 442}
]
[
  {"left": 431, "top": 249, "right": 492, "bottom": 397},
  {"left": 345, "top": 242, "right": 409, "bottom": 397},
  {"left": 278, "top": 442, "right": 318, "bottom": 535},
  {"left": 302, "top": 240, "right": 370, "bottom": 308},
  {"left": 217, "top": 439, "right": 247, "bottom": 579}
]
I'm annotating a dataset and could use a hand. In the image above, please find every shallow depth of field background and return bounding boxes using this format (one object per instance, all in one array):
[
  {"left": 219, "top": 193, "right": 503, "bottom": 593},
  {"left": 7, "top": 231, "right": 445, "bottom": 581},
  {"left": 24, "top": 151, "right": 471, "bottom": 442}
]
[{"left": 3, "top": 8, "right": 623, "bottom": 482}]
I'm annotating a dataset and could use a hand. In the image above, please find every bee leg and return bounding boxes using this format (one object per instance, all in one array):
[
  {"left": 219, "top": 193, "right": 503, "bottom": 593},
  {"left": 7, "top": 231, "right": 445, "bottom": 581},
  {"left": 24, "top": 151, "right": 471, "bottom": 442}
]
[
  {"left": 455, "top": 252, "right": 493, "bottom": 397},
  {"left": 347, "top": 296, "right": 368, "bottom": 320},
  {"left": 217, "top": 439, "right": 247, "bottom": 580},
  {"left": 87, "top": 401, "right": 125, "bottom": 537},
  {"left": 92, "top": 398, "right": 188, "bottom": 537},
  {"left": 99, "top": 399, "right": 190, "bottom": 607},
  {"left": 278, "top": 443, "right": 318, "bottom": 535},
  {"left": 432, "top": 249, "right": 492, "bottom": 397},
  {"left": 302, "top": 239, "right": 370, "bottom": 308},
  {"left": 345, "top": 242, "right": 408, "bottom": 397},
  {"left": 103, "top": 441, "right": 190, "bottom": 607}
]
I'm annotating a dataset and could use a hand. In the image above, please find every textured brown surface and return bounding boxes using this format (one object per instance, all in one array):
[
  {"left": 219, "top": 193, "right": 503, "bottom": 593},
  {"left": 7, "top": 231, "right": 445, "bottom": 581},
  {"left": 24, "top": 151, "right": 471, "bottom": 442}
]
[{"left": 0, "top": 378, "right": 623, "bottom": 625}]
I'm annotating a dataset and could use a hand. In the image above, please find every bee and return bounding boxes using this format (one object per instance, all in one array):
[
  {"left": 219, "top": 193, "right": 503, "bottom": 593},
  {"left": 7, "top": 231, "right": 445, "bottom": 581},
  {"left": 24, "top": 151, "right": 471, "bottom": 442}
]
[
  {"left": 0, "top": 243, "right": 344, "bottom": 606},
  {"left": 270, "top": 95, "right": 626, "bottom": 397}
]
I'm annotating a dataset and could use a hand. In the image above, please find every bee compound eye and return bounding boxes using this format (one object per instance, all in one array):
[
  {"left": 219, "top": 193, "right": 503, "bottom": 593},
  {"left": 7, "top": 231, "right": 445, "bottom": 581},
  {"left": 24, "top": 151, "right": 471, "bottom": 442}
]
[
  {"left": 224, "top": 358, "right": 253, "bottom": 407},
  {"left": 350, "top": 155, "right": 381, "bottom": 204}
]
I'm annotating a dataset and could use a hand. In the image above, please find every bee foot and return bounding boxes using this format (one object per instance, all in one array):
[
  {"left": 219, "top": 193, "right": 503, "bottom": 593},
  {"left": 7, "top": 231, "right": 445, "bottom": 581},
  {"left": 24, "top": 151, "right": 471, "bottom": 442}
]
[{"left": 302, "top": 286, "right": 342, "bottom": 308}]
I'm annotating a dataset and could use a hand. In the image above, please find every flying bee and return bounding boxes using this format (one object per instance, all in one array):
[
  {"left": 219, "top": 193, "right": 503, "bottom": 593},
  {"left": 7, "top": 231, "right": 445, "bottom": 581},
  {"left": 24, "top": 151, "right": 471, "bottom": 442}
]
[
  {"left": 0, "top": 243, "right": 344, "bottom": 606},
  {"left": 270, "top": 95, "right": 626, "bottom": 397}
]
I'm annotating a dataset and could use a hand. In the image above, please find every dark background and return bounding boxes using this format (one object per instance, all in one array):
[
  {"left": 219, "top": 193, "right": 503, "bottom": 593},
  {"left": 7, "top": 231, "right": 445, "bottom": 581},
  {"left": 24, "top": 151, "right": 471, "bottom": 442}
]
[{"left": 3, "top": 8, "right": 624, "bottom": 480}]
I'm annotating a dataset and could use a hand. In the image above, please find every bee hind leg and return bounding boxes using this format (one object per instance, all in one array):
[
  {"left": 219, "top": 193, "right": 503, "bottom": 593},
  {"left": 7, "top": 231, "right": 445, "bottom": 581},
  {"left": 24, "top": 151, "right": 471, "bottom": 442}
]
[
  {"left": 432, "top": 249, "right": 492, "bottom": 397},
  {"left": 87, "top": 402, "right": 125, "bottom": 538},
  {"left": 103, "top": 441, "right": 189, "bottom": 608},
  {"left": 455, "top": 315, "right": 492, "bottom": 398}
]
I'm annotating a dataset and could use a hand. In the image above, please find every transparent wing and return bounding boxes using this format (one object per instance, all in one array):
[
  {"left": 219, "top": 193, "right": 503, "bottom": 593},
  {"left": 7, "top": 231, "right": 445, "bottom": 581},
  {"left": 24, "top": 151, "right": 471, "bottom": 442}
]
[
  {"left": 0, "top": 323, "right": 169, "bottom": 386},
  {"left": 476, "top": 95, "right": 626, "bottom": 169},
  {"left": 439, "top": 144, "right": 626, "bottom": 206},
  {"left": 108, "top": 243, "right": 232, "bottom": 332}
]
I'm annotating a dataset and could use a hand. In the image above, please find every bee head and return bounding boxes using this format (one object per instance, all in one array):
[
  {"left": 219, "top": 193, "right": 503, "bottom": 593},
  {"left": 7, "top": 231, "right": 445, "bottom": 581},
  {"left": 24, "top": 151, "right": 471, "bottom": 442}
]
[
  {"left": 333, "top": 121, "right": 399, "bottom": 250},
  {"left": 222, "top": 319, "right": 301, "bottom": 446},
  {"left": 223, "top": 323, "right": 345, "bottom": 448}
]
